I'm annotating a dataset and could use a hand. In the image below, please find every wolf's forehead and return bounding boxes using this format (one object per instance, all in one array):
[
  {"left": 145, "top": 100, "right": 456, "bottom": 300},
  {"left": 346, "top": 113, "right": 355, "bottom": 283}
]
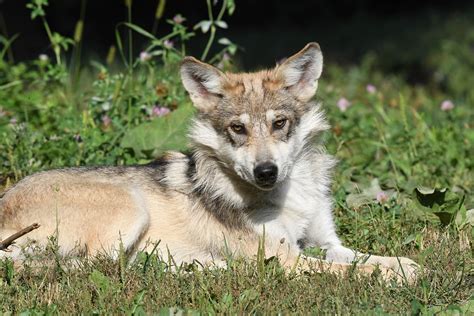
[
  {"left": 225, "top": 71, "right": 282, "bottom": 97},
  {"left": 222, "top": 71, "right": 288, "bottom": 113}
]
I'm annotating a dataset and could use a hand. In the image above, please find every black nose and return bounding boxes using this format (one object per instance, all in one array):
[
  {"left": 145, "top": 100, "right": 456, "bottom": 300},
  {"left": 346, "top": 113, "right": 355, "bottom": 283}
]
[{"left": 253, "top": 162, "right": 278, "bottom": 187}]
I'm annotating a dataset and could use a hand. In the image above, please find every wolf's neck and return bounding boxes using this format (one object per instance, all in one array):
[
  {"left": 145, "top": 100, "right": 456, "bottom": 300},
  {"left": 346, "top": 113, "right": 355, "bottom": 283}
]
[{"left": 187, "top": 149, "right": 265, "bottom": 227}]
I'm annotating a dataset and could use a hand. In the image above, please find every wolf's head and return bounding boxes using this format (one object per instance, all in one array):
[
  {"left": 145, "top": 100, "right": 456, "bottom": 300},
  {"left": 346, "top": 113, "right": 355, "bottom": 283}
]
[{"left": 181, "top": 43, "right": 329, "bottom": 191}]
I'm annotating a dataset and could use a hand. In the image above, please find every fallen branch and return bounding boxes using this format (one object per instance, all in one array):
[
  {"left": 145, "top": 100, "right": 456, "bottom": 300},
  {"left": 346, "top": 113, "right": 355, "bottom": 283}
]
[{"left": 0, "top": 223, "right": 40, "bottom": 251}]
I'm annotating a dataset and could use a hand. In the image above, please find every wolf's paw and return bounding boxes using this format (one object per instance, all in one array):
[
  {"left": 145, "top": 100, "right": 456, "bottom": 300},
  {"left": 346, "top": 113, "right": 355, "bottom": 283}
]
[{"left": 381, "top": 257, "right": 419, "bottom": 284}]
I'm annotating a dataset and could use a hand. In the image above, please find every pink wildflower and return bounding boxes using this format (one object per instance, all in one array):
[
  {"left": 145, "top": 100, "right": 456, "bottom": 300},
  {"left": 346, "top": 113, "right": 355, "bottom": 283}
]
[
  {"left": 73, "top": 134, "right": 82, "bottom": 142},
  {"left": 152, "top": 106, "right": 170, "bottom": 117},
  {"left": 440, "top": 100, "right": 454, "bottom": 111},
  {"left": 376, "top": 191, "right": 389, "bottom": 204},
  {"left": 101, "top": 114, "right": 112, "bottom": 128},
  {"left": 173, "top": 14, "right": 185, "bottom": 24},
  {"left": 337, "top": 97, "right": 351, "bottom": 112},
  {"left": 163, "top": 39, "right": 174, "bottom": 49},
  {"left": 139, "top": 51, "right": 151, "bottom": 63},
  {"left": 366, "top": 84, "right": 377, "bottom": 94}
]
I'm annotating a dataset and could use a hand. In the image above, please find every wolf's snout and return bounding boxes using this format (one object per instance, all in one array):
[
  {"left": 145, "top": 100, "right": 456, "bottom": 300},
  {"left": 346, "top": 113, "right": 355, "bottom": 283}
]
[{"left": 254, "top": 162, "right": 278, "bottom": 188}]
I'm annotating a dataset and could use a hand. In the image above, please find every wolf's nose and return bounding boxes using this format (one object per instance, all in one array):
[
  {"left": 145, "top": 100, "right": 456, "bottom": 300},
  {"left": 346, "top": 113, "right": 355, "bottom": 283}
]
[{"left": 254, "top": 162, "right": 278, "bottom": 187}]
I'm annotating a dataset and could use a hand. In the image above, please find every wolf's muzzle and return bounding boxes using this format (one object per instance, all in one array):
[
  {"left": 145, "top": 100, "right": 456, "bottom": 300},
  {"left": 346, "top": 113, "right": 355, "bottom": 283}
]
[{"left": 254, "top": 162, "right": 278, "bottom": 188}]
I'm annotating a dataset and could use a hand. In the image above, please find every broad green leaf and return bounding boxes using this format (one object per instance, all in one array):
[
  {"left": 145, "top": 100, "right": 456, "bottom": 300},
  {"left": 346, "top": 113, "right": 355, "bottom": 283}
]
[
  {"left": 466, "top": 209, "right": 474, "bottom": 226},
  {"left": 413, "top": 187, "right": 464, "bottom": 226},
  {"left": 456, "top": 207, "right": 474, "bottom": 228},
  {"left": 415, "top": 186, "right": 449, "bottom": 209},
  {"left": 89, "top": 269, "right": 111, "bottom": 294},
  {"left": 120, "top": 104, "right": 195, "bottom": 157}
]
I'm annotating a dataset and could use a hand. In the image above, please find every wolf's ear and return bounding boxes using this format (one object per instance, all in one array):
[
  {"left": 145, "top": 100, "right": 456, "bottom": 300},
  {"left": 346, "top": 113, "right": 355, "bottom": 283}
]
[
  {"left": 180, "top": 57, "right": 225, "bottom": 111},
  {"left": 276, "top": 42, "right": 323, "bottom": 102}
]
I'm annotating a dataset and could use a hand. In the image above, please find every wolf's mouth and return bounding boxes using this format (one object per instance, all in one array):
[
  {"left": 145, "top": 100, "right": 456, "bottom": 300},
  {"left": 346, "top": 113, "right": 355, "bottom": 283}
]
[{"left": 254, "top": 182, "right": 277, "bottom": 191}]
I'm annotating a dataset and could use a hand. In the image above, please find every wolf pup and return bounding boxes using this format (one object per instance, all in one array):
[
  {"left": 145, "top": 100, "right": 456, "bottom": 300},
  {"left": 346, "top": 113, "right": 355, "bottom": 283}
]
[{"left": 0, "top": 43, "right": 417, "bottom": 281}]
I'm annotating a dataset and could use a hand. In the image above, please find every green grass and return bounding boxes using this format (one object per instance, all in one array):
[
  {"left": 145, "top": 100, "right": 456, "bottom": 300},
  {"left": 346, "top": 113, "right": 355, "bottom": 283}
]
[{"left": 0, "top": 1, "right": 473, "bottom": 314}]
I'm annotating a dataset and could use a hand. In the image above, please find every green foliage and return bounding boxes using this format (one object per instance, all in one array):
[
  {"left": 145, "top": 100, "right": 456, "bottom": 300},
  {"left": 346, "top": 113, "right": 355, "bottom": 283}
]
[
  {"left": 121, "top": 103, "right": 194, "bottom": 157},
  {"left": 26, "top": 0, "right": 74, "bottom": 65},
  {"left": 414, "top": 187, "right": 465, "bottom": 226},
  {"left": 26, "top": 0, "right": 49, "bottom": 19}
]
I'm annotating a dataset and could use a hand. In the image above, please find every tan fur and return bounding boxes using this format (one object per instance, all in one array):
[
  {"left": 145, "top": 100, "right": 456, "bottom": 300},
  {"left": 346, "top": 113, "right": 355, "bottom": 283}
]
[{"left": 0, "top": 43, "right": 418, "bottom": 283}]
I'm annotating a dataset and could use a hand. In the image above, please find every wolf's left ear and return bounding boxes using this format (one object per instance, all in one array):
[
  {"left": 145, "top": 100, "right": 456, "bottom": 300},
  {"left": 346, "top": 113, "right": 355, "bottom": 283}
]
[
  {"left": 180, "top": 56, "right": 226, "bottom": 111},
  {"left": 277, "top": 42, "right": 323, "bottom": 102}
]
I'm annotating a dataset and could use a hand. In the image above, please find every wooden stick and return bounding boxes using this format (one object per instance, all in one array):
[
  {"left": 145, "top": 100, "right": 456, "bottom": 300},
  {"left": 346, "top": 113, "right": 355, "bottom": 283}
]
[{"left": 0, "top": 223, "right": 40, "bottom": 251}]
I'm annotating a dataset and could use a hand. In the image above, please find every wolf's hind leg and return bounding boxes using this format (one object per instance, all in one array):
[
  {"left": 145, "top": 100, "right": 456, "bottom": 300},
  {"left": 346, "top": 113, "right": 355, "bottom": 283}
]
[
  {"left": 1, "top": 180, "right": 150, "bottom": 259},
  {"left": 83, "top": 186, "right": 150, "bottom": 258}
]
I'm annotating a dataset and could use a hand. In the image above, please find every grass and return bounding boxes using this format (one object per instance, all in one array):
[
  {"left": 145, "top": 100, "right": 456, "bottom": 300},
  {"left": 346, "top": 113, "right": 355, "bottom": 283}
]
[{"left": 0, "top": 1, "right": 473, "bottom": 314}]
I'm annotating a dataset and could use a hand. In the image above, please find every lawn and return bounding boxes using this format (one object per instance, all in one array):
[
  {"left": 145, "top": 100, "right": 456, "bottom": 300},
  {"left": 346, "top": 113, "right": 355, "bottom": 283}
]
[{"left": 0, "top": 0, "right": 473, "bottom": 314}]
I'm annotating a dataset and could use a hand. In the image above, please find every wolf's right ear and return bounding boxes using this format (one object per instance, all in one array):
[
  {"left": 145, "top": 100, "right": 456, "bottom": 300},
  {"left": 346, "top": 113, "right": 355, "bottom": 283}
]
[
  {"left": 276, "top": 42, "right": 323, "bottom": 102},
  {"left": 180, "top": 57, "right": 225, "bottom": 111}
]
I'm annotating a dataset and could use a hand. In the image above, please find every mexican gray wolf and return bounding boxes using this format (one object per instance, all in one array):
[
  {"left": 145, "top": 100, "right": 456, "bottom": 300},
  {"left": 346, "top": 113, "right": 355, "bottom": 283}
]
[{"left": 0, "top": 43, "right": 417, "bottom": 282}]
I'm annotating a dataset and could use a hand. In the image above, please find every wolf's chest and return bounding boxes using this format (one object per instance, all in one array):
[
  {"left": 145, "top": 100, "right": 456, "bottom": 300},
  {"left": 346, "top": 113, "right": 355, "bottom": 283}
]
[
  {"left": 256, "top": 209, "right": 312, "bottom": 246},
  {"left": 254, "top": 176, "right": 327, "bottom": 246},
  {"left": 250, "top": 190, "right": 321, "bottom": 247}
]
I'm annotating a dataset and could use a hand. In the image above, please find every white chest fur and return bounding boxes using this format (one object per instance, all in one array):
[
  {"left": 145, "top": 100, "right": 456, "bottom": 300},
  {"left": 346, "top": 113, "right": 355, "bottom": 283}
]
[{"left": 249, "top": 165, "right": 330, "bottom": 247}]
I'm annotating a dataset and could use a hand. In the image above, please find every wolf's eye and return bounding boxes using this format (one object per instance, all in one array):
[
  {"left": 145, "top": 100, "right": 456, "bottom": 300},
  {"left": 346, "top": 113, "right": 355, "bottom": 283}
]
[
  {"left": 273, "top": 118, "right": 287, "bottom": 130},
  {"left": 230, "top": 123, "right": 246, "bottom": 134}
]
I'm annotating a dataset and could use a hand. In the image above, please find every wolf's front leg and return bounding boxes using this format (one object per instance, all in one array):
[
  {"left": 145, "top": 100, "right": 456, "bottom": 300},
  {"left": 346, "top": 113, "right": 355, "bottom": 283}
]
[
  {"left": 305, "top": 207, "right": 418, "bottom": 283},
  {"left": 324, "top": 245, "right": 418, "bottom": 282},
  {"left": 227, "top": 231, "right": 410, "bottom": 283}
]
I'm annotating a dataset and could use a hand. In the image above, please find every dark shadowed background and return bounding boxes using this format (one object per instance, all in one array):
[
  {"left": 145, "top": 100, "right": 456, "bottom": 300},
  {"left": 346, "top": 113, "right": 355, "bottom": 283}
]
[{"left": 1, "top": 0, "right": 474, "bottom": 82}]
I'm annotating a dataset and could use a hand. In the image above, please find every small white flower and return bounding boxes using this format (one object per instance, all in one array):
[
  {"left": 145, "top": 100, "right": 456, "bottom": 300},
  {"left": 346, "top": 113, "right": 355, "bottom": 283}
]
[
  {"left": 39, "top": 54, "right": 49, "bottom": 62},
  {"left": 101, "top": 102, "right": 111, "bottom": 112}
]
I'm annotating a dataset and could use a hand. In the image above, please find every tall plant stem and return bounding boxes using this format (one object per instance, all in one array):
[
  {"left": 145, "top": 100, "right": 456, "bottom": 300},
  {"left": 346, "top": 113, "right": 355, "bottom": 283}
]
[
  {"left": 200, "top": 0, "right": 227, "bottom": 61},
  {"left": 70, "top": 0, "right": 87, "bottom": 91},
  {"left": 41, "top": 16, "right": 60, "bottom": 64}
]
